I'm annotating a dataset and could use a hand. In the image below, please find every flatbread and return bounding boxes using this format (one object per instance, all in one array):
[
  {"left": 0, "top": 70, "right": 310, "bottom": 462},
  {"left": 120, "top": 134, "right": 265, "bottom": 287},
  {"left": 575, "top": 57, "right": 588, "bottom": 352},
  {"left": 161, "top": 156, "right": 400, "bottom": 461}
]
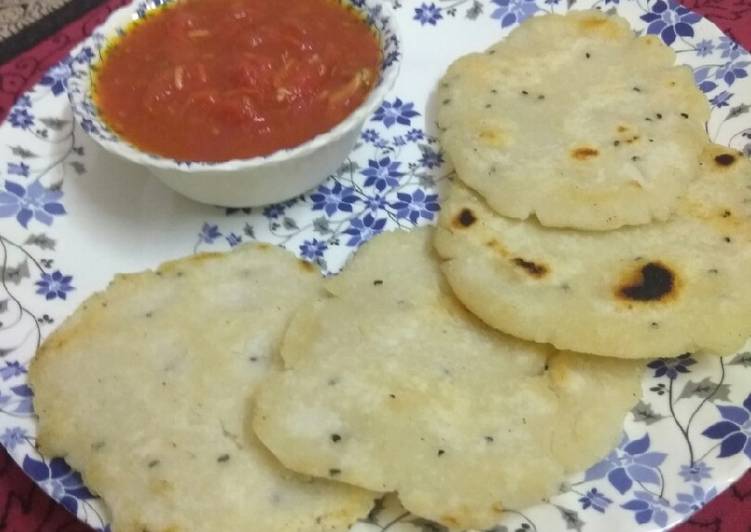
[
  {"left": 253, "top": 228, "right": 642, "bottom": 529},
  {"left": 434, "top": 145, "right": 751, "bottom": 359},
  {"left": 437, "top": 10, "right": 710, "bottom": 230},
  {"left": 29, "top": 244, "right": 376, "bottom": 532}
]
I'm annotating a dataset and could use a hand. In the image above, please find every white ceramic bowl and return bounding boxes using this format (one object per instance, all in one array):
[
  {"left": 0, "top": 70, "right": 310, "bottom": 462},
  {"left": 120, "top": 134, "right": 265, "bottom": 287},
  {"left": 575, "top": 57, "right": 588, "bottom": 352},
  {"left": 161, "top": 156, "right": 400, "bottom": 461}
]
[{"left": 67, "top": 0, "right": 401, "bottom": 207}]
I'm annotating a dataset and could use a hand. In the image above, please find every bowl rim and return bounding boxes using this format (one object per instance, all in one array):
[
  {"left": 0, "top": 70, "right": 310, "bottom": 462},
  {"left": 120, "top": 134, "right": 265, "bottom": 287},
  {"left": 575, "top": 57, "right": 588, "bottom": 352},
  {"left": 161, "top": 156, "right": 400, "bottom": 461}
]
[{"left": 66, "top": 0, "right": 402, "bottom": 173}]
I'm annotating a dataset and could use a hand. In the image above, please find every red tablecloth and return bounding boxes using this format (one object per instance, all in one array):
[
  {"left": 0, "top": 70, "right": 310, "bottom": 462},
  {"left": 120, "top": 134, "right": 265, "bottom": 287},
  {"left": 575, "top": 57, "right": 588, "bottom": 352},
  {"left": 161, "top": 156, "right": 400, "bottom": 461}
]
[{"left": 0, "top": 0, "right": 750, "bottom": 530}]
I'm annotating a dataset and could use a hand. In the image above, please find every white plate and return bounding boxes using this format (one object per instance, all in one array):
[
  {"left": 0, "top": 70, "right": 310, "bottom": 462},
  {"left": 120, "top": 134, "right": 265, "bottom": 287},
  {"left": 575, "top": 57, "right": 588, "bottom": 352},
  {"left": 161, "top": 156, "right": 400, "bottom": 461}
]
[{"left": 1, "top": 0, "right": 750, "bottom": 530}]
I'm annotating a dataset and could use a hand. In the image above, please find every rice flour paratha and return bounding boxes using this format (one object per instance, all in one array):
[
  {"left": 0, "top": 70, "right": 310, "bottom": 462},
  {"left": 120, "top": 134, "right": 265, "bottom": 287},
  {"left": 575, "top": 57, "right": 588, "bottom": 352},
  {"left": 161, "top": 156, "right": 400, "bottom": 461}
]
[
  {"left": 253, "top": 229, "right": 642, "bottom": 529},
  {"left": 29, "top": 244, "right": 376, "bottom": 532},
  {"left": 437, "top": 10, "right": 710, "bottom": 230},
  {"left": 434, "top": 145, "right": 751, "bottom": 359}
]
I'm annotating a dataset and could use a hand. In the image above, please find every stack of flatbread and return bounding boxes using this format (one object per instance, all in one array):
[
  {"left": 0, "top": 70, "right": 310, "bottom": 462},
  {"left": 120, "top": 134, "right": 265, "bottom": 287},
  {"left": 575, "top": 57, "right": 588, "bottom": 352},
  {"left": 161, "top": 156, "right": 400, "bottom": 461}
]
[
  {"left": 434, "top": 9, "right": 751, "bottom": 360},
  {"left": 28, "top": 9, "right": 751, "bottom": 532}
]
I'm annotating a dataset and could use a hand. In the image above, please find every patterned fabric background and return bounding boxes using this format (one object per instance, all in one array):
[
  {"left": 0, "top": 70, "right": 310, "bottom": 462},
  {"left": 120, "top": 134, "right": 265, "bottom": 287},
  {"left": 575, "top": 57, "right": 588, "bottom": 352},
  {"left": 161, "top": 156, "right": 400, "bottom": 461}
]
[
  {"left": 0, "top": 0, "right": 70, "bottom": 42},
  {"left": 0, "top": 0, "right": 129, "bottom": 120}
]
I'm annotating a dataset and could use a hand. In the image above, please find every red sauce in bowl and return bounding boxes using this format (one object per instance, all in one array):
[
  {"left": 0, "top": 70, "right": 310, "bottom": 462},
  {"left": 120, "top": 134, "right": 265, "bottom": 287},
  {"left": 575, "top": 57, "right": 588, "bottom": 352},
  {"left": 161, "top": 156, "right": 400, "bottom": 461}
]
[{"left": 93, "top": 0, "right": 381, "bottom": 162}]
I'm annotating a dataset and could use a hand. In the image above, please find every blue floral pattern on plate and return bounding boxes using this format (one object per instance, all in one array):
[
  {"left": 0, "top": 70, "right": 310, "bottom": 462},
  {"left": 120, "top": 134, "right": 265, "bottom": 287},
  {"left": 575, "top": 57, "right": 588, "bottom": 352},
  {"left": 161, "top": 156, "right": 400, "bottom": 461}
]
[
  {"left": 0, "top": 1, "right": 750, "bottom": 531},
  {"left": 640, "top": 0, "right": 701, "bottom": 45}
]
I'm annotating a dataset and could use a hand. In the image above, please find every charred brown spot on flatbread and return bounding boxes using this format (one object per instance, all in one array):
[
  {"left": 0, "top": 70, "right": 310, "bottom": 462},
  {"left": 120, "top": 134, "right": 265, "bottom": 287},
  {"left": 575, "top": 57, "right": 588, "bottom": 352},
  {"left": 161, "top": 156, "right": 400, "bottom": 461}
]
[
  {"left": 454, "top": 208, "right": 477, "bottom": 228},
  {"left": 158, "top": 252, "right": 224, "bottom": 276},
  {"left": 615, "top": 261, "right": 678, "bottom": 302},
  {"left": 512, "top": 257, "right": 549, "bottom": 278},
  {"left": 477, "top": 128, "right": 507, "bottom": 147},
  {"left": 298, "top": 260, "right": 316, "bottom": 273},
  {"left": 441, "top": 516, "right": 460, "bottom": 527},
  {"left": 714, "top": 153, "right": 737, "bottom": 167},
  {"left": 571, "top": 147, "right": 599, "bottom": 161},
  {"left": 184, "top": 252, "right": 224, "bottom": 264},
  {"left": 485, "top": 239, "right": 509, "bottom": 257},
  {"left": 578, "top": 16, "right": 608, "bottom": 30},
  {"left": 576, "top": 14, "right": 628, "bottom": 39}
]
